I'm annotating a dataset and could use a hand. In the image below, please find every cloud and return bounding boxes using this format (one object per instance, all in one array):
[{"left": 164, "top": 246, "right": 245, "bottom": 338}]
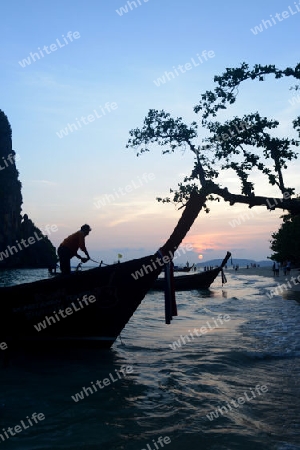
[{"left": 27, "top": 180, "right": 58, "bottom": 187}]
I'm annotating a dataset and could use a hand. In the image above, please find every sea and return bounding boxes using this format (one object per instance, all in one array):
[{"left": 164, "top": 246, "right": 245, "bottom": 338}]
[{"left": 0, "top": 268, "right": 299, "bottom": 450}]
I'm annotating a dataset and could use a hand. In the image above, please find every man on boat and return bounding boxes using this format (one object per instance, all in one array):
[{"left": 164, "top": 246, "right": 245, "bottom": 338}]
[{"left": 57, "top": 224, "right": 91, "bottom": 274}]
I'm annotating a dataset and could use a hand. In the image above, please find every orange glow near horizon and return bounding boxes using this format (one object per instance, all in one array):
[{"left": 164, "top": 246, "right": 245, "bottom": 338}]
[{"left": 183, "top": 234, "right": 220, "bottom": 254}]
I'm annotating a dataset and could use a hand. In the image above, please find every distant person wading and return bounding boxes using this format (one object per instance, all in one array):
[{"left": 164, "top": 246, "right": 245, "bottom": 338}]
[{"left": 58, "top": 224, "right": 91, "bottom": 274}]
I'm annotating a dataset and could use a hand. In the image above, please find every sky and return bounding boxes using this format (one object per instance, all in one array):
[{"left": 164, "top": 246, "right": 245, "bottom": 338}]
[{"left": 1, "top": 0, "right": 299, "bottom": 265}]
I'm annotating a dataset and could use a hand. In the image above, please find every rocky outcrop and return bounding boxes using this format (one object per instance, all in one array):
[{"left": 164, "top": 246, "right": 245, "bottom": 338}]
[
  {"left": 0, "top": 110, "right": 22, "bottom": 252},
  {"left": 0, "top": 109, "right": 57, "bottom": 268}
]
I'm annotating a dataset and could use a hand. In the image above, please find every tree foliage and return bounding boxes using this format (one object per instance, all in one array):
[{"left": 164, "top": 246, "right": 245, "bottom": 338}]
[
  {"left": 270, "top": 212, "right": 300, "bottom": 264},
  {"left": 127, "top": 62, "right": 300, "bottom": 215}
]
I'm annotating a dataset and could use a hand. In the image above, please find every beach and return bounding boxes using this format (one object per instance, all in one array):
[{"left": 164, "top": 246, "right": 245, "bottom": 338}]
[{"left": 225, "top": 265, "right": 300, "bottom": 292}]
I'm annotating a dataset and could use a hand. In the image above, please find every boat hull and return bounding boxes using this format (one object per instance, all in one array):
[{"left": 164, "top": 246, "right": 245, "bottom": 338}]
[
  {"left": 152, "top": 268, "right": 221, "bottom": 291},
  {"left": 0, "top": 249, "right": 230, "bottom": 350},
  {"left": 173, "top": 264, "right": 194, "bottom": 272},
  {"left": 0, "top": 255, "right": 162, "bottom": 350}
]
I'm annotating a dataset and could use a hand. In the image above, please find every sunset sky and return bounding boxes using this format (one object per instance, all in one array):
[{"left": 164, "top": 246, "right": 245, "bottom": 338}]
[{"left": 1, "top": 0, "right": 299, "bottom": 264}]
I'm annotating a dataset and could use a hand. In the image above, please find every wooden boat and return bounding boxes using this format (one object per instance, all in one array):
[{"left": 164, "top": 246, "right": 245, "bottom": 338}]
[
  {"left": 173, "top": 263, "right": 195, "bottom": 272},
  {"left": 0, "top": 192, "right": 230, "bottom": 350},
  {"left": 152, "top": 265, "right": 227, "bottom": 291}
]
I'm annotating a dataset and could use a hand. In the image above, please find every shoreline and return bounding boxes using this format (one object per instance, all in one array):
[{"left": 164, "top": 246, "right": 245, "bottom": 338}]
[{"left": 224, "top": 266, "right": 300, "bottom": 293}]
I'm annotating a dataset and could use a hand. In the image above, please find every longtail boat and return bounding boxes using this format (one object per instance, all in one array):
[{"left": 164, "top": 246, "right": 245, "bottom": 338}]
[
  {"left": 0, "top": 192, "right": 230, "bottom": 350},
  {"left": 173, "top": 263, "right": 195, "bottom": 272},
  {"left": 152, "top": 260, "right": 229, "bottom": 291}
]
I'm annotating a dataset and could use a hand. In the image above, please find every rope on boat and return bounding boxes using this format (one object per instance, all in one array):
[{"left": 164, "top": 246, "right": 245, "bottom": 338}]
[
  {"left": 170, "top": 262, "right": 177, "bottom": 317},
  {"left": 90, "top": 259, "right": 110, "bottom": 266},
  {"left": 157, "top": 249, "right": 177, "bottom": 324},
  {"left": 75, "top": 259, "right": 110, "bottom": 271},
  {"left": 221, "top": 269, "right": 227, "bottom": 286},
  {"left": 219, "top": 251, "right": 231, "bottom": 286}
]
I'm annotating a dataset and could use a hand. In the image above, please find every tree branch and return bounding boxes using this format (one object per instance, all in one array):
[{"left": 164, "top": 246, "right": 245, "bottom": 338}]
[{"left": 206, "top": 182, "right": 300, "bottom": 214}]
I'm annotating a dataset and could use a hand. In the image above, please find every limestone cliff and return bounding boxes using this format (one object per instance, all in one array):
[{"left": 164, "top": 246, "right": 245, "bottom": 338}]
[{"left": 0, "top": 109, "right": 57, "bottom": 268}]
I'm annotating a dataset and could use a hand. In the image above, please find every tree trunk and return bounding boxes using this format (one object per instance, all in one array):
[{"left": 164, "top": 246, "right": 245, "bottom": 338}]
[{"left": 160, "top": 191, "right": 207, "bottom": 256}]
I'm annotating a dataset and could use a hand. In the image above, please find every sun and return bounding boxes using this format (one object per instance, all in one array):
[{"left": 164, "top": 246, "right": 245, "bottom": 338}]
[{"left": 198, "top": 254, "right": 203, "bottom": 260}]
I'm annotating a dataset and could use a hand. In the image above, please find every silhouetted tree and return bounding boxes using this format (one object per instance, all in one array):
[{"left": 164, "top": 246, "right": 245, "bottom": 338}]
[
  {"left": 270, "top": 212, "right": 300, "bottom": 264},
  {"left": 127, "top": 62, "right": 300, "bottom": 216}
]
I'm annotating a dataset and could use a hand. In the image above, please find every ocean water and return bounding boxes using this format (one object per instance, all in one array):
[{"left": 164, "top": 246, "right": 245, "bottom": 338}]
[{"left": 0, "top": 269, "right": 300, "bottom": 450}]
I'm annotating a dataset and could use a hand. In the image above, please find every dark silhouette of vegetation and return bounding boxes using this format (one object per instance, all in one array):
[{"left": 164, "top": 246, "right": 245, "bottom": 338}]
[
  {"left": 127, "top": 62, "right": 300, "bottom": 216},
  {"left": 270, "top": 212, "right": 300, "bottom": 265}
]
